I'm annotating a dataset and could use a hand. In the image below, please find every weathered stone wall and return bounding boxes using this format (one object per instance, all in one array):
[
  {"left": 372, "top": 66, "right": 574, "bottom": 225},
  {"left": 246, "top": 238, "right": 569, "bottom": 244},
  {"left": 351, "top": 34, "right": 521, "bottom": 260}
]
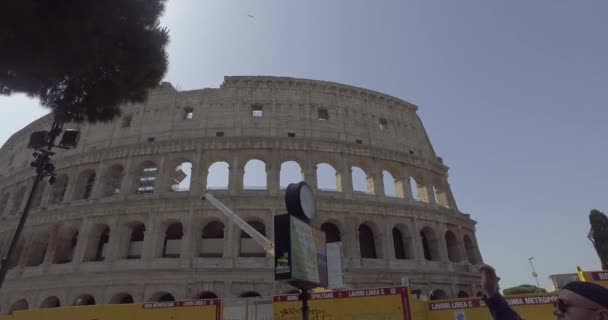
[{"left": 0, "top": 76, "right": 482, "bottom": 314}]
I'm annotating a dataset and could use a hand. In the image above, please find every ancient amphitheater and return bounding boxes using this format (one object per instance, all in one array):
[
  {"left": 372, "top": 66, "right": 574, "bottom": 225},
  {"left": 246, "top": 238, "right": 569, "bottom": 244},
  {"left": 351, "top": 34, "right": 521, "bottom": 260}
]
[{"left": 0, "top": 76, "right": 483, "bottom": 314}]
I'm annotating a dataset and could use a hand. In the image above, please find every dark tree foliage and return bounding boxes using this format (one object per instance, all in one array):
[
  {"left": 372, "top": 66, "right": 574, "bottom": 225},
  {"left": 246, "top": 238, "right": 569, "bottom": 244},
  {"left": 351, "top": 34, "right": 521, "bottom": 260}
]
[
  {"left": 0, "top": 0, "right": 169, "bottom": 123},
  {"left": 589, "top": 209, "right": 608, "bottom": 270},
  {"left": 503, "top": 284, "right": 546, "bottom": 296}
]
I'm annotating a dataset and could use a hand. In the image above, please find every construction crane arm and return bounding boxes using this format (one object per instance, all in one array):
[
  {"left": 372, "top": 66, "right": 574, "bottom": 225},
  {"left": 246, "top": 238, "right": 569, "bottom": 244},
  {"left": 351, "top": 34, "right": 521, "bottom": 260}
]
[{"left": 203, "top": 192, "right": 275, "bottom": 257}]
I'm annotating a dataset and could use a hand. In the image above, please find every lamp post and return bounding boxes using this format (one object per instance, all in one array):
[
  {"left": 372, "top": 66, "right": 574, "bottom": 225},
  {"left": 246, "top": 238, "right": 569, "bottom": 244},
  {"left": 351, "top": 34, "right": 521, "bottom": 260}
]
[
  {"left": 0, "top": 119, "right": 79, "bottom": 289},
  {"left": 528, "top": 256, "right": 541, "bottom": 292}
]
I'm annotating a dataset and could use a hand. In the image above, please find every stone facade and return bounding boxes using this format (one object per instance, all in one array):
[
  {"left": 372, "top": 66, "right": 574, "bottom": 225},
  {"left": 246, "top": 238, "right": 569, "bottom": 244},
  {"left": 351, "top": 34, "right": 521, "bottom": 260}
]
[{"left": 0, "top": 76, "right": 482, "bottom": 314}]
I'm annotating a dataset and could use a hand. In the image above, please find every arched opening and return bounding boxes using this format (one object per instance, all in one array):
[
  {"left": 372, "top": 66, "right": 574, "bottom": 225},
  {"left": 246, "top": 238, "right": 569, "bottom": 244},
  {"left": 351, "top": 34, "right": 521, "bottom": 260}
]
[
  {"left": 476, "top": 291, "right": 483, "bottom": 297},
  {"left": 351, "top": 166, "right": 372, "bottom": 193},
  {"left": 195, "top": 292, "right": 218, "bottom": 299},
  {"left": 201, "top": 221, "right": 224, "bottom": 258},
  {"left": 83, "top": 224, "right": 110, "bottom": 262},
  {"left": 103, "top": 164, "right": 124, "bottom": 196},
  {"left": 40, "top": 296, "right": 60, "bottom": 308},
  {"left": 457, "top": 291, "right": 469, "bottom": 298},
  {"left": 0, "top": 193, "right": 10, "bottom": 215},
  {"left": 74, "top": 170, "right": 96, "bottom": 200},
  {"left": 392, "top": 228, "right": 406, "bottom": 260},
  {"left": 240, "top": 220, "right": 266, "bottom": 257},
  {"left": 464, "top": 235, "right": 479, "bottom": 264},
  {"left": 31, "top": 183, "right": 46, "bottom": 208},
  {"left": 206, "top": 161, "right": 229, "bottom": 190},
  {"left": 136, "top": 161, "right": 158, "bottom": 194},
  {"left": 53, "top": 226, "right": 78, "bottom": 264},
  {"left": 11, "top": 186, "right": 26, "bottom": 214},
  {"left": 26, "top": 231, "right": 49, "bottom": 266},
  {"left": 239, "top": 292, "right": 261, "bottom": 298},
  {"left": 243, "top": 159, "right": 267, "bottom": 190},
  {"left": 430, "top": 290, "right": 449, "bottom": 301},
  {"left": 170, "top": 161, "right": 192, "bottom": 192},
  {"left": 9, "top": 299, "right": 28, "bottom": 314},
  {"left": 321, "top": 223, "right": 341, "bottom": 243},
  {"left": 73, "top": 294, "right": 96, "bottom": 306},
  {"left": 358, "top": 224, "right": 377, "bottom": 259},
  {"left": 316, "top": 163, "right": 339, "bottom": 191},
  {"left": 150, "top": 292, "right": 175, "bottom": 302},
  {"left": 163, "top": 223, "right": 183, "bottom": 258},
  {"left": 420, "top": 227, "right": 440, "bottom": 261},
  {"left": 409, "top": 177, "right": 418, "bottom": 200},
  {"left": 50, "top": 175, "right": 69, "bottom": 204},
  {"left": 110, "top": 293, "right": 134, "bottom": 304},
  {"left": 383, "top": 170, "right": 397, "bottom": 197},
  {"left": 127, "top": 222, "right": 145, "bottom": 259},
  {"left": 434, "top": 181, "right": 451, "bottom": 208},
  {"left": 280, "top": 161, "right": 303, "bottom": 189},
  {"left": 445, "top": 231, "right": 462, "bottom": 262}
]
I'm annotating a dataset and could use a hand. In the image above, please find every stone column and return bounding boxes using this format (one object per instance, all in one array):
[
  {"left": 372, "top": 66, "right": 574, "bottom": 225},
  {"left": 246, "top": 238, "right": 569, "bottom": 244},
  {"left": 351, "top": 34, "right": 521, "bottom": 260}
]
[
  {"left": 411, "top": 218, "right": 423, "bottom": 261},
  {"left": 72, "top": 220, "right": 91, "bottom": 265},
  {"left": 104, "top": 218, "right": 121, "bottom": 262},
  {"left": 154, "top": 155, "right": 168, "bottom": 196},
  {"left": 142, "top": 215, "right": 157, "bottom": 259},
  {"left": 456, "top": 227, "right": 467, "bottom": 263},
  {"left": 181, "top": 212, "right": 196, "bottom": 259},
  {"left": 384, "top": 222, "right": 395, "bottom": 263},
  {"left": 228, "top": 157, "right": 242, "bottom": 195},
  {"left": 223, "top": 220, "right": 235, "bottom": 260},
  {"left": 190, "top": 149, "right": 204, "bottom": 195},
  {"left": 343, "top": 217, "right": 359, "bottom": 264},
  {"left": 400, "top": 168, "right": 414, "bottom": 202},
  {"left": 62, "top": 169, "right": 79, "bottom": 202},
  {"left": 303, "top": 155, "right": 318, "bottom": 189},
  {"left": 42, "top": 225, "right": 59, "bottom": 266},
  {"left": 120, "top": 155, "right": 135, "bottom": 198},
  {"left": 371, "top": 168, "right": 384, "bottom": 197},
  {"left": 90, "top": 161, "right": 106, "bottom": 199},
  {"left": 437, "top": 224, "right": 449, "bottom": 262},
  {"left": 338, "top": 157, "right": 353, "bottom": 196},
  {"left": 267, "top": 161, "right": 280, "bottom": 196},
  {"left": 425, "top": 175, "right": 437, "bottom": 207}
]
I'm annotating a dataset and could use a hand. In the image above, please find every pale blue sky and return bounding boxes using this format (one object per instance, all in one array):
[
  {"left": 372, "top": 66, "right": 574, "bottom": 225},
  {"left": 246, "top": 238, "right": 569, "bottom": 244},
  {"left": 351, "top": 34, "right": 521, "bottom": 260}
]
[{"left": 1, "top": 0, "right": 607, "bottom": 291}]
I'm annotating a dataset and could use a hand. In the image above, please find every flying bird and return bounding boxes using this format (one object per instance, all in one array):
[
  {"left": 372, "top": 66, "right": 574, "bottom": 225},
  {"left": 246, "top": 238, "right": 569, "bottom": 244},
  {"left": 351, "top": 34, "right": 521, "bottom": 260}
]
[{"left": 248, "top": 14, "right": 255, "bottom": 18}]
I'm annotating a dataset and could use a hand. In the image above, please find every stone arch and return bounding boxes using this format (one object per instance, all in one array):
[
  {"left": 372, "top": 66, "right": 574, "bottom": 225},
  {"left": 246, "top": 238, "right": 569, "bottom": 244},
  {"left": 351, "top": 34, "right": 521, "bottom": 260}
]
[
  {"left": 53, "top": 225, "right": 79, "bottom": 264},
  {"left": 49, "top": 174, "right": 69, "bottom": 204},
  {"left": 125, "top": 221, "right": 146, "bottom": 259},
  {"left": 73, "top": 169, "right": 97, "bottom": 200},
  {"left": 73, "top": 294, "right": 96, "bottom": 306},
  {"left": 149, "top": 292, "right": 175, "bottom": 302},
  {"left": 162, "top": 222, "right": 183, "bottom": 258},
  {"left": 457, "top": 291, "right": 469, "bottom": 298},
  {"left": 321, "top": 222, "right": 341, "bottom": 243},
  {"left": 102, "top": 164, "right": 125, "bottom": 196},
  {"left": 83, "top": 224, "right": 110, "bottom": 262},
  {"left": 409, "top": 170, "right": 428, "bottom": 202},
  {"left": 11, "top": 185, "right": 27, "bottom": 214},
  {"left": 240, "top": 219, "right": 266, "bottom": 257},
  {"left": 392, "top": 225, "right": 413, "bottom": 260},
  {"left": 239, "top": 291, "right": 261, "bottom": 298},
  {"left": 382, "top": 170, "right": 397, "bottom": 197},
  {"left": 383, "top": 163, "right": 406, "bottom": 198},
  {"left": 109, "top": 293, "right": 134, "bottom": 304},
  {"left": 26, "top": 230, "right": 50, "bottom": 266},
  {"left": 420, "top": 227, "right": 440, "bottom": 261},
  {"left": 200, "top": 220, "right": 224, "bottom": 258},
  {"left": 358, "top": 223, "right": 378, "bottom": 259},
  {"left": 195, "top": 291, "right": 218, "bottom": 299},
  {"left": 243, "top": 159, "right": 267, "bottom": 190},
  {"left": 169, "top": 159, "right": 192, "bottom": 192},
  {"left": 464, "top": 235, "right": 479, "bottom": 264},
  {"left": 206, "top": 161, "right": 230, "bottom": 190},
  {"left": 280, "top": 161, "right": 303, "bottom": 189},
  {"left": 316, "top": 163, "right": 339, "bottom": 191},
  {"left": 433, "top": 178, "right": 451, "bottom": 208},
  {"left": 135, "top": 160, "right": 159, "bottom": 194},
  {"left": 40, "top": 296, "right": 61, "bottom": 308},
  {"left": 445, "top": 230, "right": 462, "bottom": 262},
  {"left": 9, "top": 299, "right": 28, "bottom": 314},
  {"left": 351, "top": 166, "right": 372, "bottom": 194},
  {"left": 0, "top": 192, "right": 10, "bottom": 215},
  {"left": 430, "top": 289, "right": 449, "bottom": 300}
]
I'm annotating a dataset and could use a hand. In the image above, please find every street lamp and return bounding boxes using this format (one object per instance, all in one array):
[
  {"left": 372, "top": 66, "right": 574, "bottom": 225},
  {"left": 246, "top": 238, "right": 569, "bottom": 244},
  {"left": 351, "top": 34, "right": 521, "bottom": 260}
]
[
  {"left": 528, "top": 256, "right": 542, "bottom": 292},
  {"left": 0, "top": 119, "right": 80, "bottom": 288}
]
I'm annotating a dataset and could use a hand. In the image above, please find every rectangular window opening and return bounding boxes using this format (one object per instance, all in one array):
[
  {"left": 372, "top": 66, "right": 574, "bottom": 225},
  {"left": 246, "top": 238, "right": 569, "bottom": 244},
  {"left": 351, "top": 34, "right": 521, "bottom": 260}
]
[
  {"left": 355, "top": 139, "right": 363, "bottom": 144},
  {"left": 318, "top": 108, "right": 329, "bottom": 120},
  {"left": 122, "top": 115, "right": 132, "bottom": 128},
  {"left": 216, "top": 131, "right": 224, "bottom": 137},
  {"left": 288, "top": 132, "right": 296, "bottom": 138},
  {"left": 252, "top": 105, "right": 264, "bottom": 117},
  {"left": 379, "top": 118, "right": 388, "bottom": 130},
  {"left": 184, "top": 107, "right": 194, "bottom": 120}
]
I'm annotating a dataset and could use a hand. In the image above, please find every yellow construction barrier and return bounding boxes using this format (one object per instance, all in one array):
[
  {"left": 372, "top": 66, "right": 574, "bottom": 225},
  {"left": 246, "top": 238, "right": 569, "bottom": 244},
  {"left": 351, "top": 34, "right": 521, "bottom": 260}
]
[{"left": 577, "top": 267, "right": 608, "bottom": 288}]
